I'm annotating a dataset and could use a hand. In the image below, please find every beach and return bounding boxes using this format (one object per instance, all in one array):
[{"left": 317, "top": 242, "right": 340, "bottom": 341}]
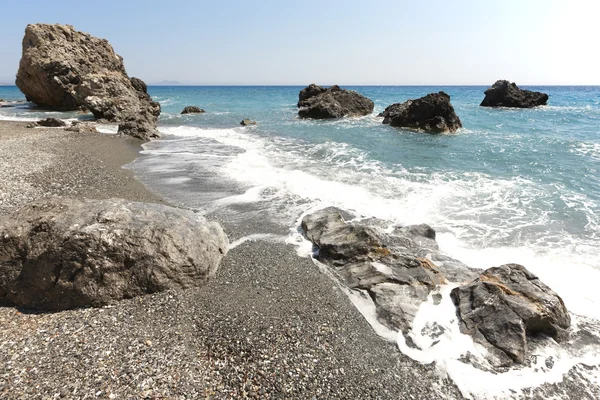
[{"left": 0, "top": 120, "right": 464, "bottom": 399}]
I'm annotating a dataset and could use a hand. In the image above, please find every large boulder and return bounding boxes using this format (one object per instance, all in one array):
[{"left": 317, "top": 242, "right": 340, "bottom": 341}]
[
  {"left": 297, "top": 85, "right": 374, "bottom": 119},
  {"left": 301, "top": 207, "right": 476, "bottom": 333},
  {"left": 480, "top": 80, "right": 548, "bottom": 108},
  {"left": 0, "top": 198, "right": 228, "bottom": 310},
  {"left": 381, "top": 92, "right": 462, "bottom": 133},
  {"left": 15, "top": 24, "right": 161, "bottom": 140},
  {"left": 451, "top": 264, "right": 570, "bottom": 366}
]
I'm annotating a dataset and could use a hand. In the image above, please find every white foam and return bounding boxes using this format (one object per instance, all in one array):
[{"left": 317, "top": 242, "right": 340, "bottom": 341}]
[{"left": 229, "top": 233, "right": 285, "bottom": 250}]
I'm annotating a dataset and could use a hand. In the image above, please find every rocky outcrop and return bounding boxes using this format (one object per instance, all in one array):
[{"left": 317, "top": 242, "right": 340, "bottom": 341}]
[
  {"left": 297, "top": 85, "right": 374, "bottom": 119},
  {"left": 15, "top": 24, "right": 161, "bottom": 140},
  {"left": 27, "top": 117, "right": 67, "bottom": 128},
  {"left": 301, "top": 207, "right": 477, "bottom": 333},
  {"left": 298, "top": 83, "right": 327, "bottom": 106},
  {"left": 381, "top": 92, "right": 462, "bottom": 133},
  {"left": 240, "top": 118, "right": 257, "bottom": 126},
  {"left": 0, "top": 197, "right": 228, "bottom": 310},
  {"left": 480, "top": 80, "right": 548, "bottom": 108},
  {"left": 65, "top": 121, "right": 97, "bottom": 133},
  {"left": 181, "top": 106, "right": 205, "bottom": 114},
  {"left": 451, "top": 264, "right": 570, "bottom": 366}
]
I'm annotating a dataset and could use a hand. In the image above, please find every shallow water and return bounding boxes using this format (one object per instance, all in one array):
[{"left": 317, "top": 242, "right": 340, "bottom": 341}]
[{"left": 2, "top": 84, "right": 600, "bottom": 398}]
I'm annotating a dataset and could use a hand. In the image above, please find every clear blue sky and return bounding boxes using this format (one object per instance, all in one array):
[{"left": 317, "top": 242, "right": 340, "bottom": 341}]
[{"left": 0, "top": 0, "right": 598, "bottom": 85}]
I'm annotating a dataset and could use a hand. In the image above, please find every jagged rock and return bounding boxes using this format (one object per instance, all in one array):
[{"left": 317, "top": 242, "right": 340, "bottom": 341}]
[
  {"left": 297, "top": 85, "right": 374, "bottom": 119},
  {"left": 301, "top": 207, "right": 459, "bottom": 332},
  {"left": 26, "top": 117, "right": 67, "bottom": 128},
  {"left": 381, "top": 92, "right": 462, "bottom": 133},
  {"left": 181, "top": 106, "right": 205, "bottom": 114},
  {"left": 480, "top": 80, "right": 548, "bottom": 108},
  {"left": 240, "top": 118, "right": 257, "bottom": 126},
  {"left": 0, "top": 197, "right": 228, "bottom": 310},
  {"left": 298, "top": 83, "right": 328, "bottom": 106},
  {"left": 65, "top": 121, "right": 97, "bottom": 133},
  {"left": 451, "top": 264, "right": 570, "bottom": 366},
  {"left": 15, "top": 23, "right": 160, "bottom": 140}
]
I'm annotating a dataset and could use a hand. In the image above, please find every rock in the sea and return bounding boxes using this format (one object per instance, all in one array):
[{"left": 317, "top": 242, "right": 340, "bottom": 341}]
[
  {"left": 0, "top": 197, "right": 228, "bottom": 310},
  {"left": 480, "top": 80, "right": 548, "bottom": 108},
  {"left": 65, "top": 121, "right": 97, "bottom": 133},
  {"left": 451, "top": 264, "right": 570, "bottom": 366},
  {"left": 381, "top": 92, "right": 462, "bottom": 133},
  {"left": 15, "top": 23, "right": 160, "bottom": 140},
  {"left": 181, "top": 106, "right": 205, "bottom": 114},
  {"left": 297, "top": 85, "right": 374, "bottom": 119},
  {"left": 301, "top": 207, "right": 463, "bottom": 333},
  {"left": 298, "top": 83, "right": 328, "bottom": 106},
  {"left": 240, "top": 118, "right": 257, "bottom": 126}
]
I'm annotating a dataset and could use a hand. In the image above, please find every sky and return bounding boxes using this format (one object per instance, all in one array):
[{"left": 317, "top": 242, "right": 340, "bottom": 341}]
[{"left": 0, "top": 0, "right": 598, "bottom": 85}]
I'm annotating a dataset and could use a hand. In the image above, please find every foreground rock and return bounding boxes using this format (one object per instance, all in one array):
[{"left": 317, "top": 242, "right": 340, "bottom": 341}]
[
  {"left": 65, "top": 121, "right": 97, "bottom": 133},
  {"left": 480, "top": 80, "right": 548, "bottom": 108},
  {"left": 381, "top": 92, "right": 462, "bottom": 133},
  {"left": 451, "top": 264, "right": 570, "bottom": 366},
  {"left": 0, "top": 198, "right": 228, "bottom": 310},
  {"left": 27, "top": 117, "right": 67, "bottom": 128},
  {"left": 297, "top": 85, "right": 374, "bottom": 119},
  {"left": 240, "top": 118, "right": 257, "bottom": 126},
  {"left": 301, "top": 207, "right": 476, "bottom": 333},
  {"left": 15, "top": 23, "right": 160, "bottom": 140},
  {"left": 181, "top": 106, "right": 205, "bottom": 114}
]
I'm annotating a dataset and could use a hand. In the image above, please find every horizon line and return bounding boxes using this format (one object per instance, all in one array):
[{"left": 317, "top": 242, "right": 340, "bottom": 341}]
[{"left": 3, "top": 83, "right": 600, "bottom": 88}]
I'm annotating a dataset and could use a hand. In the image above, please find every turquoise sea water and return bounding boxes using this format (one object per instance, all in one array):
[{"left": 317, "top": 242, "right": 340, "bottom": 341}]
[{"left": 2, "top": 85, "right": 600, "bottom": 397}]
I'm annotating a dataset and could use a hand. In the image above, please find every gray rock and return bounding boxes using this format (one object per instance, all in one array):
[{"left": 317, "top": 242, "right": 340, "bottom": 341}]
[
  {"left": 451, "top": 264, "right": 570, "bottom": 366},
  {"left": 181, "top": 106, "right": 205, "bottom": 114},
  {"left": 297, "top": 85, "right": 374, "bottom": 119},
  {"left": 301, "top": 208, "right": 448, "bottom": 332},
  {"left": 0, "top": 197, "right": 228, "bottom": 310},
  {"left": 15, "top": 24, "right": 160, "bottom": 140},
  {"left": 65, "top": 121, "right": 97, "bottom": 133},
  {"left": 480, "top": 80, "right": 548, "bottom": 108},
  {"left": 381, "top": 92, "right": 462, "bottom": 133},
  {"left": 240, "top": 119, "right": 257, "bottom": 126}
]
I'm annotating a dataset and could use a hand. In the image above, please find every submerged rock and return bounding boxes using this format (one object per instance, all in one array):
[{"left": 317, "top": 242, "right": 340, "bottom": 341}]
[
  {"left": 480, "top": 80, "right": 548, "bottom": 108},
  {"left": 0, "top": 197, "right": 228, "bottom": 310},
  {"left": 181, "top": 106, "right": 205, "bottom": 114},
  {"left": 381, "top": 92, "right": 462, "bottom": 133},
  {"left": 15, "top": 23, "right": 160, "bottom": 140},
  {"left": 240, "top": 118, "right": 257, "bottom": 126},
  {"left": 451, "top": 264, "right": 570, "bottom": 366},
  {"left": 297, "top": 85, "right": 374, "bottom": 119}
]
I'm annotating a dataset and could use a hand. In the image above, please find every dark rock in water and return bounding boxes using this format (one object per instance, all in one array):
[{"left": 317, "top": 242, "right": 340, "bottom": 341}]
[
  {"left": 297, "top": 85, "right": 374, "bottom": 119},
  {"left": 451, "top": 264, "right": 570, "bottom": 366},
  {"left": 0, "top": 197, "right": 228, "bottom": 310},
  {"left": 181, "top": 106, "right": 205, "bottom": 114},
  {"left": 15, "top": 24, "right": 160, "bottom": 140},
  {"left": 480, "top": 80, "right": 548, "bottom": 108},
  {"left": 240, "top": 118, "right": 257, "bottom": 126},
  {"left": 382, "top": 92, "right": 462, "bottom": 133},
  {"left": 65, "top": 121, "right": 97, "bottom": 133},
  {"left": 298, "top": 83, "right": 328, "bottom": 106},
  {"left": 301, "top": 207, "right": 475, "bottom": 333}
]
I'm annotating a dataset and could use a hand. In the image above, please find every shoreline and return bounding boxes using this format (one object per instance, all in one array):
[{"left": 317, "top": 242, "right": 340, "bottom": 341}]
[{"left": 0, "top": 119, "right": 463, "bottom": 399}]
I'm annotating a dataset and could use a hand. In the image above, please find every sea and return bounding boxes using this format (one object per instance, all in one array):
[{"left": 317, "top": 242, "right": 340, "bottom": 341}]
[{"left": 1, "top": 85, "right": 600, "bottom": 399}]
